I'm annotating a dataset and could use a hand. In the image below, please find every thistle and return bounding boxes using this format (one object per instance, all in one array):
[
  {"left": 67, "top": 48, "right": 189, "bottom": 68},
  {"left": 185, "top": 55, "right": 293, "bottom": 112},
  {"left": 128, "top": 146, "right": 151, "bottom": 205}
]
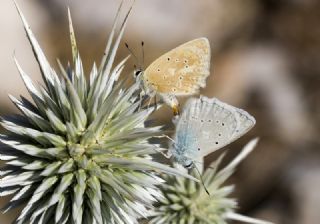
[
  {"left": 149, "top": 139, "right": 273, "bottom": 224},
  {"left": 0, "top": 2, "right": 196, "bottom": 223}
]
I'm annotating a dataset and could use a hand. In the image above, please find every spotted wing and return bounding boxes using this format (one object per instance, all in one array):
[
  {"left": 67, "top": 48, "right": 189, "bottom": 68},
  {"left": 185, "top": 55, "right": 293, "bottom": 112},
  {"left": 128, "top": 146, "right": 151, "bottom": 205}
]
[
  {"left": 143, "top": 38, "right": 210, "bottom": 95},
  {"left": 174, "top": 96, "right": 256, "bottom": 159}
]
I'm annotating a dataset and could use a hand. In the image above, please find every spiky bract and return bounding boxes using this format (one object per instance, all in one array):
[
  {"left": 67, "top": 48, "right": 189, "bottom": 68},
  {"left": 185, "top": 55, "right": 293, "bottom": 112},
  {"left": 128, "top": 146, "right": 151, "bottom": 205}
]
[
  {"left": 0, "top": 2, "right": 195, "bottom": 224},
  {"left": 149, "top": 139, "right": 273, "bottom": 224}
]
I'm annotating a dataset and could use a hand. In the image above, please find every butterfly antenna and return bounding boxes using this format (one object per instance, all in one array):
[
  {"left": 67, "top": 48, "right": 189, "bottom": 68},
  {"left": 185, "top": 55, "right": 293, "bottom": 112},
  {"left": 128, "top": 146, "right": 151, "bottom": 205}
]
[
  {"left": 151, "top": 146, "right": 171, "bottom": 159},
  {"left": 192, "top": 160, "right": 219, "bottom": 171},
  {"left": 141, "top": 41, "right": 145, "bottom": 70},
  {"left": 193, "top": 163, "right": 210, "bottom": 195},
  {"left": 125, "top": 42, "right": 140, "bottom": 67}
]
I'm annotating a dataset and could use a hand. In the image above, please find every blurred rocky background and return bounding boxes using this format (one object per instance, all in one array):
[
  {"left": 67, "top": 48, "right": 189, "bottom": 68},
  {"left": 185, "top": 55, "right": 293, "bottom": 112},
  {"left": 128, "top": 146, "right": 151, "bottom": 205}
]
[{"left": 0, "top": 0, "right": 319, "bottom": 223}]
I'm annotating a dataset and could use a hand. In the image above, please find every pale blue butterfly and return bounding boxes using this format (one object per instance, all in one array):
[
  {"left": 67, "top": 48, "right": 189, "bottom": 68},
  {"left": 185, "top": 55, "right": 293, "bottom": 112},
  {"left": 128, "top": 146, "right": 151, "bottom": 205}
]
[{"left": 169, "top": 96, "right": 256, "bottom": 169}]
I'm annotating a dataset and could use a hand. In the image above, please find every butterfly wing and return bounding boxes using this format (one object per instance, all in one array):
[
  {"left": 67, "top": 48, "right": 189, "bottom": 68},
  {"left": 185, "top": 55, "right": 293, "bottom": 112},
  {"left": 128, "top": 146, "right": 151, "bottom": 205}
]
[
  {"left": 174, "top": 96, "right": 256, "bottom": 160},
  {"left": 172, "top": 117, "right": 199, "bottom": 164},
  {"left": 143, "top": 38, "right": 210, "bottom": 95}
]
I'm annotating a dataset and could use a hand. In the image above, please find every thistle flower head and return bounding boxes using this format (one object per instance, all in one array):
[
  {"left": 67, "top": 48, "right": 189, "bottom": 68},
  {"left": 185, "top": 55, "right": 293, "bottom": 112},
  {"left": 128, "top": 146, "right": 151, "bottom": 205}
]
[
  {"left": 0, "top": 2, "right": 196, "bottom": 223},
  {"left": 149, "top": 139, "right": 273, "bottom": 224}
]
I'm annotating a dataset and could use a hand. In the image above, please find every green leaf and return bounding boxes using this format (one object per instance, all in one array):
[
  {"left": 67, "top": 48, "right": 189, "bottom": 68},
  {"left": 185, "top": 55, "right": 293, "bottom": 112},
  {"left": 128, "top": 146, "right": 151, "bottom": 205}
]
[
  {"left": 23, "top": 160, "right": 48, "bottom": 170},
  {"left": 9, "top": 95, "right": 52, "bottom": 133},
  {"left": 55, "top": 194, "right": 67, "bottom": 223},
  {"left": 99, "top": 3, "right": 132, "bottom": 82},
  {"left": 99, "top": 55, "right": 130, "bottom": 103},
  {"left": 98, "top": 0, "right": 124, "bottom": 72},
  {"left": 53, "top": 76, "right": 71, "bottom": 122},
  {"left": 0, "top": 136, "right": 53, "bottom": 159},
  {"left": 57, "top": 159, "right": 74, "bottom": 173},
  {"left": 39, "top": 86, "right": 63, "bottom": 120},
  {"left": 87, "top": 176, "right": 102, "bottom": 200},
  {"left": 89, "top": 63, "right": 98, "bottom": 87},
  {"left": 14, "top": 1, "right": 60, "bottom": 94},
  {"left": 13, "top": 58, "right": 49, "bottom": 118},
  {"left": 17, "top": 176, "right": 58, "bottom": 221},
  {"left": 33, "top": 173, "right": 74, "bottom": 217},
  {"left": 11, "top": 184, "right": 36, "bottom": 202},
  {"left": 40, "top": 161, "right": 61, "bottom": 176},
  {"left": 66, "top": 122, "right": 79, "bottom": 143},
  {"left": 45, "top": 109, "right": 67, "bottom": 134},
  {"left": 72, "top": 169, "right": 86, "bottom": 224},
  {"left": 68, "top": 8, "right": 78, "bottom": 63},
  {"left": 86, "top": 188, "right": 103, "bottom": 224},
  {"left": 58, "top": 60, "right": 87, "bottom": 130},
  {"left": 45, "top": 147, "right": 68, "bottom": 159},
  {"left": 74, "top": 56, "right": 87, "bottom": 107}
]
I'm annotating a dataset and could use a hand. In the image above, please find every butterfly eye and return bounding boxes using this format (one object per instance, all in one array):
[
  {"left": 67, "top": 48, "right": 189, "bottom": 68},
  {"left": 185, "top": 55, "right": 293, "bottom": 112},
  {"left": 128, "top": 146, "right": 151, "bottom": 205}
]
[
  {"left": 184, "top": 162, "right": 193, "bottom": 169},
  {"left": 134, "top": 71, "right": 142, "bottom": 77}
]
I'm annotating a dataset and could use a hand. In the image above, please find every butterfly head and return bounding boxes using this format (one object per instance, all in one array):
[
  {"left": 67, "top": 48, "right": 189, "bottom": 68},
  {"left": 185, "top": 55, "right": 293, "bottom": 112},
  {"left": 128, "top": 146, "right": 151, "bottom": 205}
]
[
  {"left": 171, "top": 151, "right": 194, "bottom": 169},
  {"left": 133, "top": 69, "right": 143, "bottom": 79},
  {"left": 125, "top": 42, "right": 145, "bottom": 82},
  {"left": 183, "top": 160, "right": 194, "bottom": 169},
  {"left": 133, "top": 68, "right": 145, "bottom": 90},
  {"left": 173, "top": 156, "right": 194, "bottom": 169}
]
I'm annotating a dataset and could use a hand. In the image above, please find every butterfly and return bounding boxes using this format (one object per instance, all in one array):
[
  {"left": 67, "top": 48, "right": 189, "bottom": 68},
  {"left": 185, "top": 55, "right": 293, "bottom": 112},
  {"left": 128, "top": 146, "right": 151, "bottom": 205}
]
[
  {"left": 169, "top": 96, "right": 256, "bottom": 169},
  {"left": 134, "top": 38, "right": 211, "bottom": 115}
]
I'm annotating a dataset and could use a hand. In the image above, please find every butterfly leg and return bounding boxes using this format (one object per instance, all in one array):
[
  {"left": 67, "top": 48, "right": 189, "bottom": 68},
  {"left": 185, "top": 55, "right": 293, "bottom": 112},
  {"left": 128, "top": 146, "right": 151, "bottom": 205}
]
[
  {"left": 146, "top": 91, "right": 156, "bottom": 111},
  {"left": 147, "top": 97, "right": 153, "bottom": 111},
  {"left": 154, "top": 134, "right": 176, "bottom": 144},
  {"left": 138, "top": 79, "right": 151, "bottom": 111},
  {"left": 154, "top": 95, "right": 158, "bottom": 111},
  {"left": 138, "top": 92, "right": 143, "bottom": 111},
  {"left": 151, "top": 146, "right": 171, "bottom": 159}
]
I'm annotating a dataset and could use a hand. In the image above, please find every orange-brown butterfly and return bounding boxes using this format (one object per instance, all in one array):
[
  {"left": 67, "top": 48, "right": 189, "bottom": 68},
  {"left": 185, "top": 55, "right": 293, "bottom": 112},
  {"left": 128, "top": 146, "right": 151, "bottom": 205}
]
[{"left": 133, "top": 38, "right": 211, "bottom": 115}]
